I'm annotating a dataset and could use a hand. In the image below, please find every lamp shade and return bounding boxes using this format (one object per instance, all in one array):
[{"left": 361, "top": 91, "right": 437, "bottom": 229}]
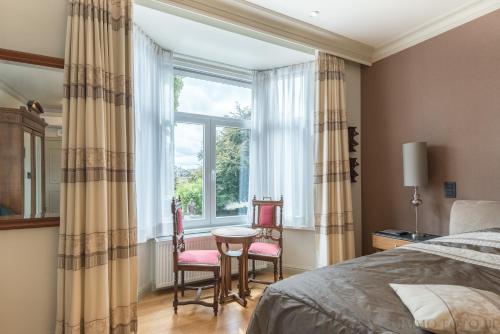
[{"left": 402, "top": 142, "right": 428, "bottom": 187}]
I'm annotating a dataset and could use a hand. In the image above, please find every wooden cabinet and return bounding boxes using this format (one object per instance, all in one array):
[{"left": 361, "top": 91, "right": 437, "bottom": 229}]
[{"left": 0, "top": 106, "right": 47, "bottom": 216}]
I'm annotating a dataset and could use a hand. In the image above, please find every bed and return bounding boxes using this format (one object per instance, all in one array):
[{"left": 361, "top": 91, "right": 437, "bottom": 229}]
[{"left": 247, "top": 200, "right": 500, "bottom": 334}]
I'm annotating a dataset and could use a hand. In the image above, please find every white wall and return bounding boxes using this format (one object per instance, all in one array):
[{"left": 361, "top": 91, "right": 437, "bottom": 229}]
[
  {"left": 281, "top": 228, "right": 316, "bottom": 270},
  {"left": 138, "top": 241, "right": 154, "bottom": 297},
  {"left": 0, "top": 227, "right": 58, "bottom": 334},
  {"left": 0, "top": 86, "right": 23, "bottom": 108},
  {"left": 0, "top": 0, "right": 66, "bottom": 57},
  {"left": 346, "top": 61, "right": 362, "bottom": 257},
  {"left": 0, "top": 1, "right": 66, "bottom": 331}
]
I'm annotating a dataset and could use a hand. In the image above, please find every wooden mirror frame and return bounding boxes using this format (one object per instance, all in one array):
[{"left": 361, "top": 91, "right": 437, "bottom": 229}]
[{"left": 0, "top": 48, "right": 64, "bottom": 230}]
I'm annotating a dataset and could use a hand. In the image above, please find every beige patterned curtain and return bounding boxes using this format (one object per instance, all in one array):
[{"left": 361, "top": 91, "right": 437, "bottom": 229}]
[
  {"left": 314, "top": 52, "right": 355, "bottom": 267},
  {"left": 56, "top": 0, "right": 137, "bottom": 333}
]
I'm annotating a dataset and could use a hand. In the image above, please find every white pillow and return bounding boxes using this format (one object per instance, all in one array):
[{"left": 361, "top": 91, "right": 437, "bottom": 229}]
[{"left": 390, "top": 284, "right": 500, "bottom": 334}]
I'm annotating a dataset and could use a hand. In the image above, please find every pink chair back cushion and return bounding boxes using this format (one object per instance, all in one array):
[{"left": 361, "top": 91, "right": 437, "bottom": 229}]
[
  {"left": 178, "top": 250, "right": 220, "bottom": 265},
  {"left": 259, "top": 205, "right": 275, "bottom": 227},
  {"left": 248, "top": 242, "right": 281, "bottom": 257},
  {"left": 176, "top": 208, "right": 183, "bottom": 234}
]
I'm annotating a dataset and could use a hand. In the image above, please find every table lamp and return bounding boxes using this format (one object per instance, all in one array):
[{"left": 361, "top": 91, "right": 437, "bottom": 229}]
[{"left": 402, "top": 142, "right": 428, "bottom": 239}]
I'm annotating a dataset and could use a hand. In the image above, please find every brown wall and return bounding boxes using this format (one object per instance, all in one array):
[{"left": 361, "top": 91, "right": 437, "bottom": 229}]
[{"left": 361, "top": 10, "right": 500, "bottom": 254}]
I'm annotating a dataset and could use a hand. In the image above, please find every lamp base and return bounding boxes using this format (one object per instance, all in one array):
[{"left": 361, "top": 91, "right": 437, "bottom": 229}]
[
  {"left": 411, "top": 187, "right": 424, "bottom": 241},
  {"left": 412, "top": 231, "right": 425, "bottom": 240}
]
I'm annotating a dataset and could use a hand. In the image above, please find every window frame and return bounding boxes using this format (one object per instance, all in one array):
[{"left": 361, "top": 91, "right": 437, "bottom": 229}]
[{"left": 173, "top": 69, "right": 252, "bottom": 230}]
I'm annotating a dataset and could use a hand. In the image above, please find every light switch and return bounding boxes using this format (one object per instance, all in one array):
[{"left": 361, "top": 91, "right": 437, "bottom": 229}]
[{"left": 444, "top": 182, "right": 456, "bottom": 198}]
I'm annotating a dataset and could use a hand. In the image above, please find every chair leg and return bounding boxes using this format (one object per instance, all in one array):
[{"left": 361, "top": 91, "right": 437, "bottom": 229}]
[
  {"left": 213, "top": 270, "right": 220, "bottom": 316},
  {"left": 181, "top": 270, "right": 185, "bottom": 297},
  {"left": 252, "top": 259, "right": 256, "bottom": 279},
  {"left": 173, "top": 270, "right": 179, "bottom": 314},
  {"left": 279, "top": 255, "right": 283, "bottom": 280},
  {"left": 273, "top": 260, "right": 278, "bottom": 282}
]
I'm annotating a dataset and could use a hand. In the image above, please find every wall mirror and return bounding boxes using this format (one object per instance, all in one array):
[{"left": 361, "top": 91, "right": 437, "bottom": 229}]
[{"left": 0, "top": 49, "right": 64, "bottom": 229}]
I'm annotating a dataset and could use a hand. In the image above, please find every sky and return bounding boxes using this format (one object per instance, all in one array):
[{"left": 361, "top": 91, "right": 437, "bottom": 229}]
[
  {"left": 174, "top": 76, "right": 251, "bottom": 170},
  {"left": 174, "top": 122, "right": 203, "bottom": 170}
]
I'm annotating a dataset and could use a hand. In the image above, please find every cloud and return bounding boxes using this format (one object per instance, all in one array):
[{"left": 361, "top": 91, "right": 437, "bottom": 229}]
[
  {"left": 175, "top": 122, "right": 203, "bottom": 169},
  {"left": 174, "top": 75, "right": 251, "bottom": 170},
  {"left": 177, "top": 76, "right": 251, "bottom": 117}
]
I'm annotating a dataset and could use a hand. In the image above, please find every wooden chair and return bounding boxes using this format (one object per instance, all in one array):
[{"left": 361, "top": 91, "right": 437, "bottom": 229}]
[
  {"left": 248, "top": 195, "right": 284, "bottom": 284},
  {"left": 172, "top": 197, "right": 220, "bottom": 315}
]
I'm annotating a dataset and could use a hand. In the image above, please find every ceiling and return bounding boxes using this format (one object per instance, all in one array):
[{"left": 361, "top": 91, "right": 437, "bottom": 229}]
[
  {"left": 243, "top": 0, "right": 480, "bottom": 47},
  {"left": 0, "top": 0, "right": 496, "bottom": 67},
  {"left": 0, "top": 61, "right": 63, "bottom": 112},
  {"left": 134, "top": 4, "right": 316, "bottom": 70}
]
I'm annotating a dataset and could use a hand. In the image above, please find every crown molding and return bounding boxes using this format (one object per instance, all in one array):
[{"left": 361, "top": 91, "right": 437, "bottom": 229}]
[
  {"left": 138, "top": 0, "right": 500, "bottom": 67},
  {"left": 372, "top": 0, "right": 500, "bottom": 62},
  {"left": 137, "top": 0, "right": 374, "bottom": 65}
]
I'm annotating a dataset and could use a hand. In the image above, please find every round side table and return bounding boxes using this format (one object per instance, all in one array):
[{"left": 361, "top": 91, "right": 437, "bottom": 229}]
[{"left": 211, "top": 226, "right": 258, "bottom": 307}]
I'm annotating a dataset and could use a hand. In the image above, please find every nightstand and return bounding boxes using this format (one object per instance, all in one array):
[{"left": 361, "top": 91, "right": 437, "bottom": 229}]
[{"left": 372, "top": 231, "right": 440, "bottom": 251}]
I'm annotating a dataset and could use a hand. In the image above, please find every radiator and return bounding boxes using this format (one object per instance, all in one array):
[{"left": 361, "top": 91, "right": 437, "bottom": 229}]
[{"left": 154, "top": 234, "right": 269, "bottom": 289}]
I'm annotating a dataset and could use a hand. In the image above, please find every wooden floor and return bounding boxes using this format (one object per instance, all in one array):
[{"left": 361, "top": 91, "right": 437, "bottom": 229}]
[{"left": 138, "top": 271, "right": 291, "bottom": 334}]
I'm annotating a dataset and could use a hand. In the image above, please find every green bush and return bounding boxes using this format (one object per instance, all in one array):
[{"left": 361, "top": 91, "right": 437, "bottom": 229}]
[{"left": 175, "top": 175, "right": 203, "bottom": 216}]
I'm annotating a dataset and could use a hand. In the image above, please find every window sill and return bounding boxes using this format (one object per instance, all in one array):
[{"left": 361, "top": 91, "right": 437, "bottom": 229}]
[
  {"left": 155, "top": 223, "right": 251, "bottom": 241},
  {"left": 153, "top": 224, "right": 315, "bottom": 242},
  {"left": 185, "top": 223, "right": 251, "bottom": 235}
]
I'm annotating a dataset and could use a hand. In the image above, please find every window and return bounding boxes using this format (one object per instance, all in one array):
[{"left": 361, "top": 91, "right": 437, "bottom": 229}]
[{"left": 174, "top": 70, "right": 251, "bottom": 228}]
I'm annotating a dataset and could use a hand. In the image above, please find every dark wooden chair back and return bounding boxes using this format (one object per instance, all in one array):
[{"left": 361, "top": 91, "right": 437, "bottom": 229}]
[
  {"left": 251, "top": 195, "right": 284, "bottom": 243},
  {"left": 171, "top": 197, "right": 185, "bottom": 261}
]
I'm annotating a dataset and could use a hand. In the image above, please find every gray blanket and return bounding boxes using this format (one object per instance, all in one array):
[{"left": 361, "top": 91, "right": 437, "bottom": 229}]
[{"left": 247, "top": 230, "right": 500, "bottom": 334}]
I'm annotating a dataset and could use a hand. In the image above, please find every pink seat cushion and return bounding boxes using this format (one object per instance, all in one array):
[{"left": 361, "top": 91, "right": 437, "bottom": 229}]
[
  {"left": 178, "top": 250, "right": 220, "bottom": 265},
  {"left": 259, "top": 205, "right": 275, "bottom": 227},
  {"left": 248, "top": 242, "right": 281, "bottom": 257}
]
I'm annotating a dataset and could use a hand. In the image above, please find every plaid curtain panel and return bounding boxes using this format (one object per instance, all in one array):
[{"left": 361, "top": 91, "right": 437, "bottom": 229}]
[
  {"left": 314, "top": 52, "right": 355, "bottom": 267},
  {"left": 56, "top": 0, "right": 138, "bottom": 333}
]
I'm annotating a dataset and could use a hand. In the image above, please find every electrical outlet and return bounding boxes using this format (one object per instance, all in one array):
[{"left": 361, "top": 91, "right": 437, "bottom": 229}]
[{"left": 444, "top": 182, "right": 456, "bottom": 198}]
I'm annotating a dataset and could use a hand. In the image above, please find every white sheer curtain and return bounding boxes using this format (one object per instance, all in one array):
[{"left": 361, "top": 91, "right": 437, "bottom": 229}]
[
  {"left": 134, "top": 27, "right": 174, "bottom": 242},
  {"left": 249, "top": 62, "right": 315, "bottom": 228}
]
